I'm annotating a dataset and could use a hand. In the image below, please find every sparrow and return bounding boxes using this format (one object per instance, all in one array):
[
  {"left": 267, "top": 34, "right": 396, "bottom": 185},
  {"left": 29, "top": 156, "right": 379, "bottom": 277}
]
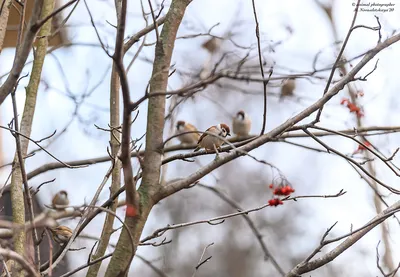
[
  {"left": 194, "top": 123, "right": 231, "bottom": 152},
  {"left": 49, "top": 225, "right": 72, "bottom": 244},
  {"left": 232, "top": 110, "right": 251, "bottom": 137},
  {"left": 200, "top": 37, "right": 222, "bottom": 79},
  {"left": 176, "top": 121, "right": 200, "bottom": 144},
  {"left": 51, "top": 190, "right": 69, "bottom": 210},
  {"left": 201, "top": 37, "right": 222, "bottom": 54},
  {"left": 280, "top": 78, "right": 296, "bottom": 100}
]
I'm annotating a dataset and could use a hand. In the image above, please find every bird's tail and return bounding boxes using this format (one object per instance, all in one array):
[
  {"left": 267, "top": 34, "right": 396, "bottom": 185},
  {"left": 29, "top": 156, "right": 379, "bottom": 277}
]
[{"left": 193, "top": 146, "right": 201, "bottom": 152}]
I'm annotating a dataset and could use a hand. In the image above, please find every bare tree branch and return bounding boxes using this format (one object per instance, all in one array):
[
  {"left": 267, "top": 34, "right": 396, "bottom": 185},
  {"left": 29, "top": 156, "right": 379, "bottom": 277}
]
[
  {"left": 0, "top": 248, "right": 40, "bottom": 277},
  {"left": 141, "top": 191, "right": 345, "bottom": 243},
  {"left": 286, "top": 200, "right": 400, "bottom": 277},
  {"left": 250, "top": 0, "right": 269, "bottom": 135},
  {"left": 0, "top": 0, "right": 13, "bottom": 53},
  {"left": 105, "top": 0, "right": 192, "bottom": 275},
  {"left": 157, "top": 32, "right": 400, "bottom": 200},
  {"left": 199, "top": 183, "right": 285, "bottom": 276},
  {"left": 22, "top": 125, "right": 400, "bottom": 181},
  {"left": 314, "top": 0, "right": 360, "bottom": 122}
]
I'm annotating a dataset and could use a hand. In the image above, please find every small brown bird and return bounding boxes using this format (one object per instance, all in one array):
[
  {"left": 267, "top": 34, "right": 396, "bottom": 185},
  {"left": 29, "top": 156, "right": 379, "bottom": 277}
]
[
  {"left": 52, "top": 190, "right": 69, "bottom": 210},
  {"left": 201, "top": 37, "right": 222, "bottom": 54},
  {"left": 280, "top": 78, "right": 296, "bottom": 100},
  {"left": 200, "top": 37, "right": 222, "bottom": 79},
  {"left": 194, "top": 123, "right": 231, "bottom": 152},
  {"left": 232, "top": 110, "right": 251, "bottom": 137},
  {"left": 176, "top": 121, "right": 200, "bottom": 144},
  {"left": 49, "top": 225, "right": 72, "bottom": 244}
]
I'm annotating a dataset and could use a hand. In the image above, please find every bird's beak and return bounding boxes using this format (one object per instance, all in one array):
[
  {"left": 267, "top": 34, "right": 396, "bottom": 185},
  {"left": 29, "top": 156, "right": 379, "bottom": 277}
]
[{"left": 228, "top": 133, "right": 231, "bottom": 136}]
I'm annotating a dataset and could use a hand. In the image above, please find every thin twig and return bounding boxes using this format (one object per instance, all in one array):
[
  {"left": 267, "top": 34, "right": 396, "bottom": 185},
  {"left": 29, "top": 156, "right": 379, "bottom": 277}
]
[
  {"left": 141, "top": 191, "right": 345, "bottom": 243},
  {"left": 303, "top": 127, "right": 400, "bottom": 194},
  {"left": 0, "top": 248, "right": 39, "bottom": 277},
  {"left": 199, "top": 184, "right": 285, "bottom": 276},
  {"left": 250, "top": 0, "right": 268, "bottom": 135},
  {"left": 21, "top": 125, "right": 400, "bottom": 180},
  {"left": 147, "top": 0, "right": 159, "bottom": 42},
  {"left": 191, "top": 243, "right": 214, "bottom": 277},
  {"left": 314, "top": 0, "right": 361, "bottom": 122},
  {"left": 286, "top": 201, "right": 400, "bottom": 277},
  {"left": 0, "top": 125, "right": 85, "bottom": 169}
]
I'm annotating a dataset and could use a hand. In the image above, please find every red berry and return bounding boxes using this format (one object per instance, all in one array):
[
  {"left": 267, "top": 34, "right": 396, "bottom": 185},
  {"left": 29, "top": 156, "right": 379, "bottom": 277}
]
[
  {"left": 354, "top": 141, "right": 372, "bottom": 154},
  {"left": 126, "top": 204, "right": 138, "bottom": 217},
  {"left": 268, "top": 198, "right": 284, "bottom": 207},
  {"left": 340, "top": 98, "right": 349, "bottom": 105},
  {"left": 274, "top": 188, "right": 283, "bottom": 195}
]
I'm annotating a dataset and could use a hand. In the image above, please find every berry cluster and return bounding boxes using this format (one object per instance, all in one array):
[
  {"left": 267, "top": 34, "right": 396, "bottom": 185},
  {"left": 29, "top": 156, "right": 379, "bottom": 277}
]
[
  {"left": 273, "top": 185, "right": 295, "bottom": 196},
  {"left": 340, "top": 98, "right": 364, "bottom": 118},
  {"left": 267, "top": 183, "right": 295, "bottom": 207},
  {"left": 268, "top": 198, "right": 284, "bottom": 206},
  {"left": 353, "top": 141, "right": 372, "bottom": 154}
]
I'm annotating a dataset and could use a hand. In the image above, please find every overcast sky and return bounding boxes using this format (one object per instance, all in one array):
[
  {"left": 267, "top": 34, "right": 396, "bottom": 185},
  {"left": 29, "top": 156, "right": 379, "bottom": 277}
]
[{"left": 0, "top": 0, "right": 400, "bottom": 275}]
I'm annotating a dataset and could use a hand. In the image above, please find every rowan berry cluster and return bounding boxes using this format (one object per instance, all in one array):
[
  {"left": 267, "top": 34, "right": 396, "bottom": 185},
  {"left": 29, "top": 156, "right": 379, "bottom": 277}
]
[
  {"left": 340, "top": 98, "right": 364, "bottom": 118},
  {"left": 353, "top": 141, "right": 372, "bottom": 154},
  {"left": 268, "top": 198, "right": 283, "bottom": 206},
  {"left": 268, "top": 183, "right": 295, "bottom": 207}
]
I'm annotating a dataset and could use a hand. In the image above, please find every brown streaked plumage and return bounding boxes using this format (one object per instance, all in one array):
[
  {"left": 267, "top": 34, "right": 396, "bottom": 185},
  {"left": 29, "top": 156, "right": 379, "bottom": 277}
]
[
  {"left": 194, "top": 123, "right": 231, "bottom": 152},
  {"left": 49, "top": 225, "right": 72, "bottom": 244},
  {"left": 51, "top": 190, "right": 69, "bottom": 210},
  {"left": 176, "top": 121, "right": 200, "bottom": 144},
  {"left": 233, "top": 110, "right": 251, "bottom": 137}
]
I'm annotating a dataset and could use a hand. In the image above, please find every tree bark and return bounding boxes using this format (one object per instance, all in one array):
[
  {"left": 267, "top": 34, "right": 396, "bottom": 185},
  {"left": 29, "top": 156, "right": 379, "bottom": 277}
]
[
  {"left": 0, "top": 0, "right": 44, "bottom": 105},
  {"left": 104, "top": 0, "right": 192, "bottom": 276},
  {"left": 0, "top": 0, "right": 12, "bottom": 53},
  {"left": 9, "top": 0, "right": 54, "bottom": 274},
  {"left": 85, "top": 65, "right": 122, "bottom": 277}
]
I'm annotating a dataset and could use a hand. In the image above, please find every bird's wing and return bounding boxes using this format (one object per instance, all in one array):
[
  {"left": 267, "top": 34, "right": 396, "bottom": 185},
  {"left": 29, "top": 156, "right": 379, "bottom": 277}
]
[
  {"left": 197, "top": 126, "right": 215, "bottom": 144},
  {"left": 197, "top": 132, "right": 207, "bottom": 144},
  {"left": 186, "top": 123, "right": 197, "bottom": 130}
]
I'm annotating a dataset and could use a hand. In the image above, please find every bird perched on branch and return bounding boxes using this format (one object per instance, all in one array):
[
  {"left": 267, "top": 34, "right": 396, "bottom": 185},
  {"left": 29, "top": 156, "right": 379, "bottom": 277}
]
[
  {"left": 280, "top": 78, "right": 296, "bottom": 100},
  {"left": 200, "top": 37, "right": 222, "bottom": 79},
  {"left": 194, "top": 123, "right": 231, "bottom": 152},
  {"left": 49, "top": 225, "right": 72, "bottom": 244},
  {"left": 175, "top": 121, "right": 200, "bottom": 144},
  {"left": 51, "top": 190, "right": 69, "bottom": 210},
  {"left": 232, "top": 110, "right": 251, "bottom": 137}
]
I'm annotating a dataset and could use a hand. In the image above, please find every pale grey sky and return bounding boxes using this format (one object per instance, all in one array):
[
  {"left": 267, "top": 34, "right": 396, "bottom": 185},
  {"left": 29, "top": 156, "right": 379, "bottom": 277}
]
[{"left": 0, "top": 0, "right": 399, "bottom": 275}]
